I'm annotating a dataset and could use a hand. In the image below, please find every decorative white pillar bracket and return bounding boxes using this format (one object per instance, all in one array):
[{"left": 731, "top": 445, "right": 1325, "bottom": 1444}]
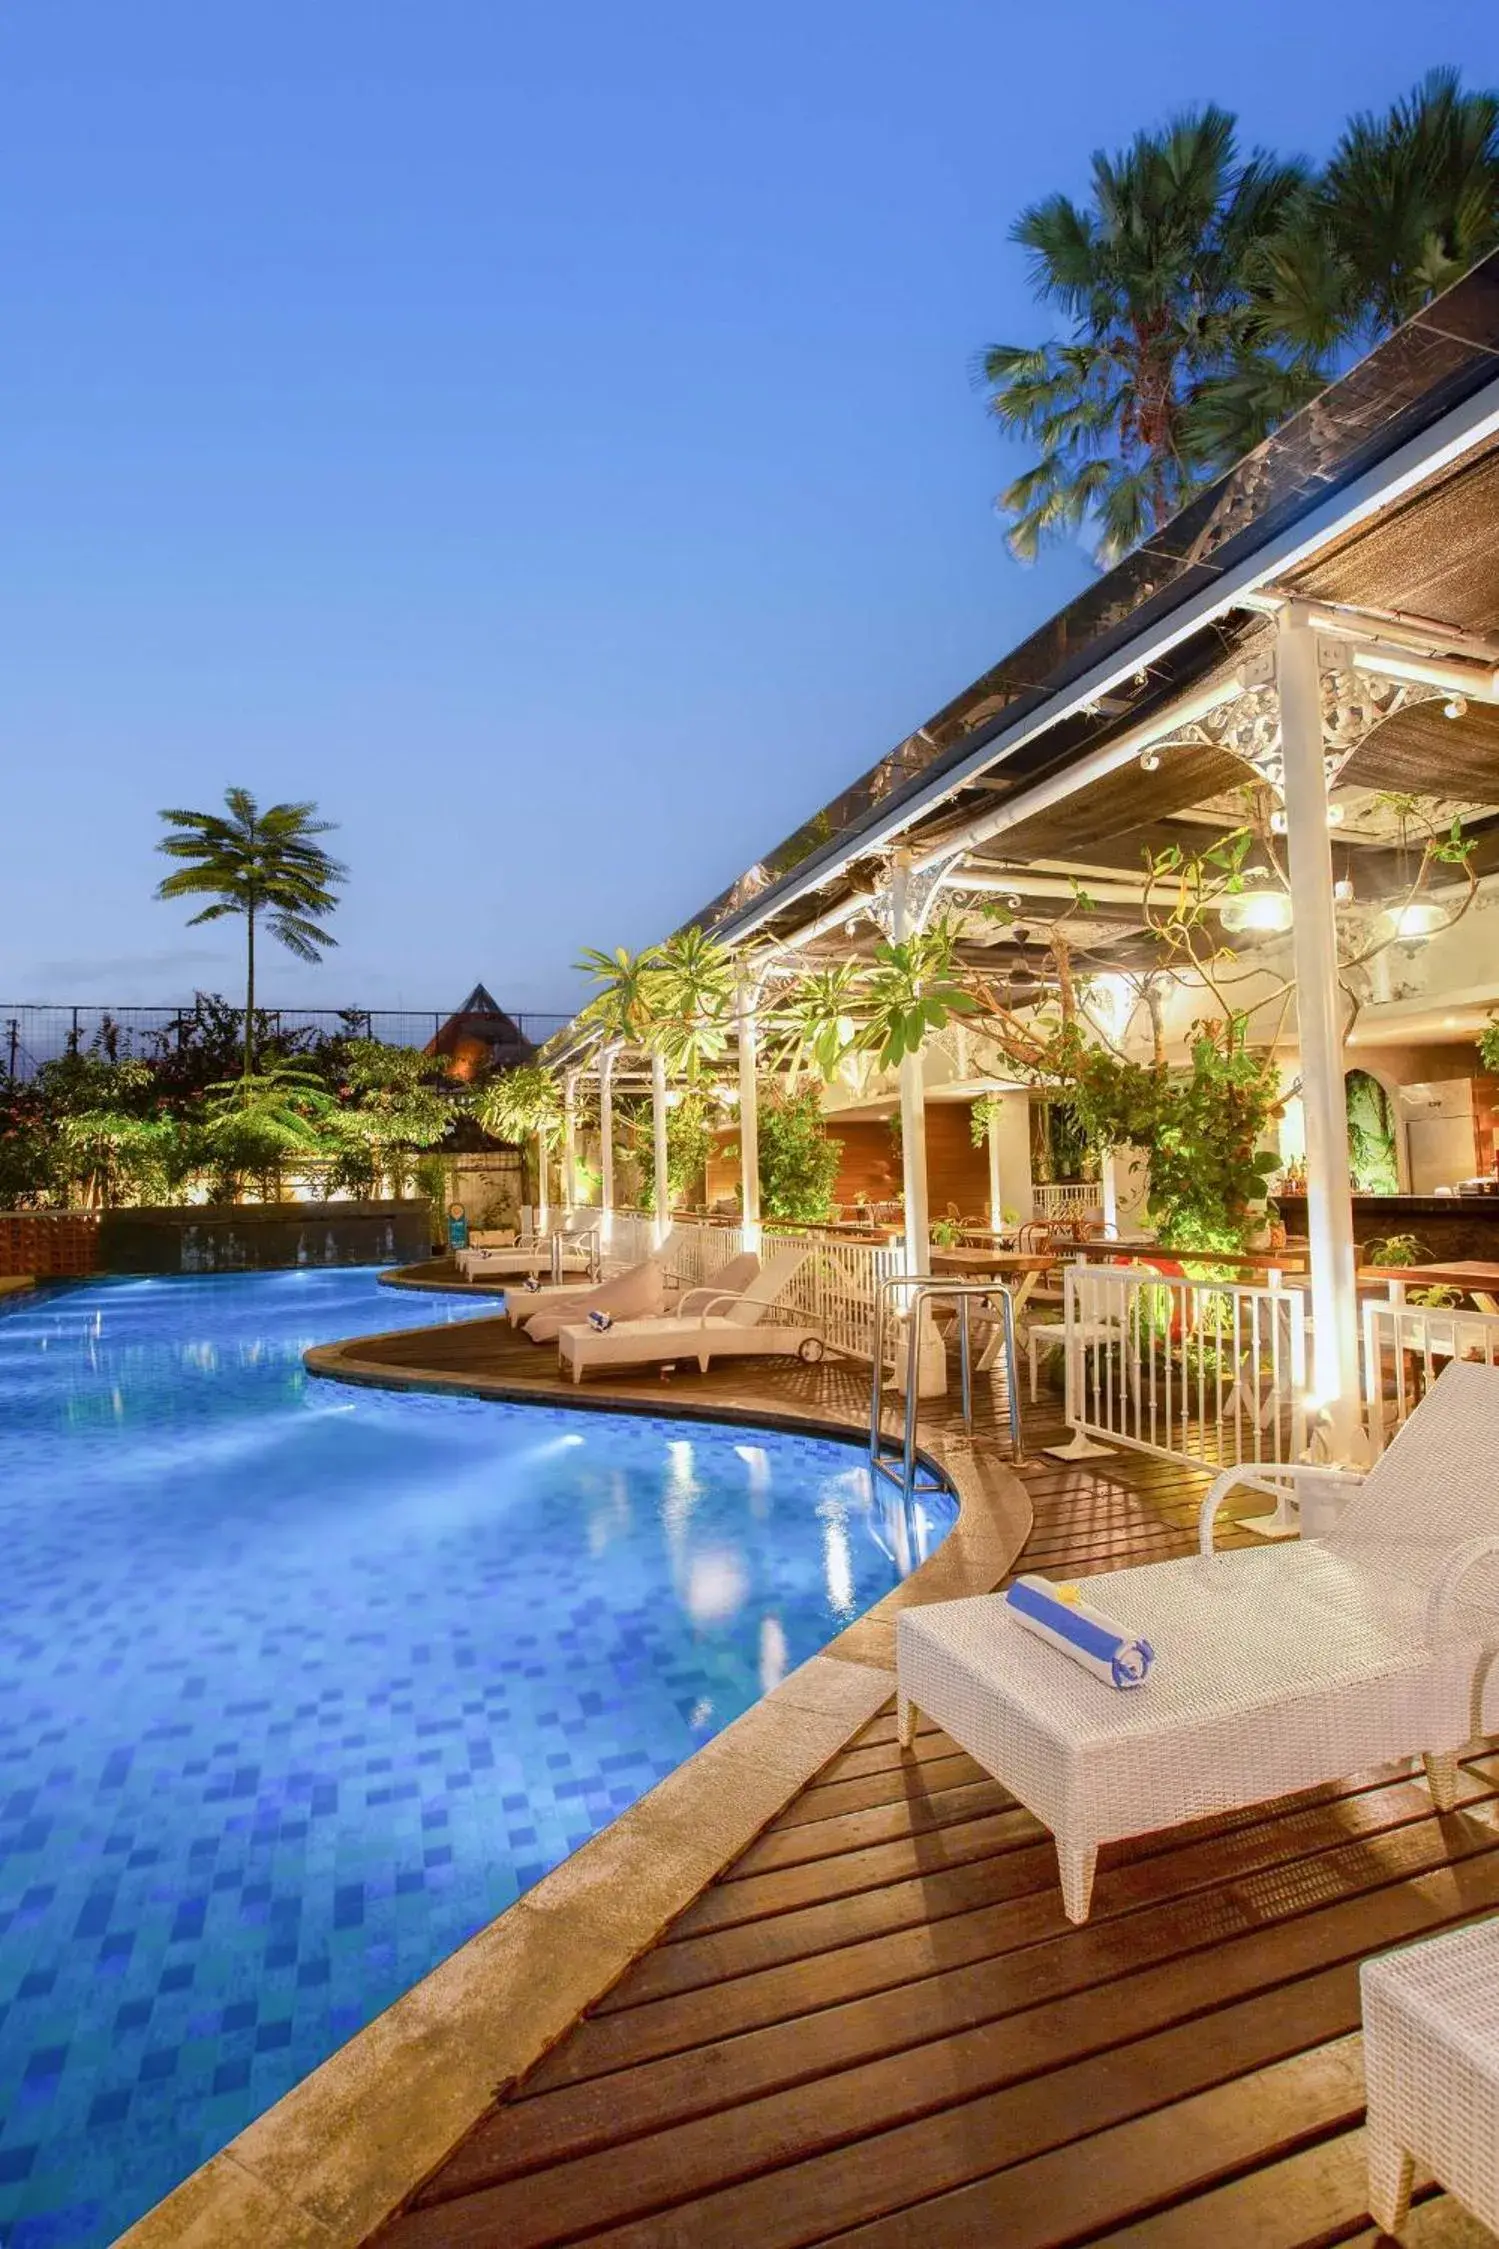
[
  {"left": 1180, "top": 639, "right": 1448, "bottom": 800},
  {"left": 870, "top": 846, "right": 968, "bottom": 939}
]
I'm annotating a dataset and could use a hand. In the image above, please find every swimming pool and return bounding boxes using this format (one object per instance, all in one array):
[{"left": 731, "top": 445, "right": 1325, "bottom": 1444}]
[{"left": 0, "top": 1269, "right": 952, "bottom": 2245}]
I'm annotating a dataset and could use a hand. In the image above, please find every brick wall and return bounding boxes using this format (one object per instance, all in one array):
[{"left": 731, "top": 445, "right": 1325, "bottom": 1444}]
[{"left": 0, "top": 1212, "right": 101, "bottom": 1278}]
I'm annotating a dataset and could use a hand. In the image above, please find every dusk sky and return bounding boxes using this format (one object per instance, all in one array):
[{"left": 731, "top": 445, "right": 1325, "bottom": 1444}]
[{"left": 2, "top": 1, "right": 1495, "bottom": 1020}]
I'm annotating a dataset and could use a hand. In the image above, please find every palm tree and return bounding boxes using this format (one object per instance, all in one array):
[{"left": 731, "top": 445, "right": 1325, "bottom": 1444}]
[
  {"left": 980, "top": 107, "right": 1313, "bottom": 562},
  {"left": 1254, "top": 70, "right": 1499, "bottom": 357},
  {"left": 155, "top": 790, "right": 346, "bottom": 1079}
]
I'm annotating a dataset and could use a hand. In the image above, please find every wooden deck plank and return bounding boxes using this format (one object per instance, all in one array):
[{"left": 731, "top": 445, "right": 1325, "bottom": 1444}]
[
  {"left": 515, "top": 1778, "right": 1498, "bottom": 2094},
  {"left": 423, "top": 1826, "right": 1499, "bottom": 2205},
  {"left": 366, "top": 1388, "right": 1499, "bottom": 2249},
  {"left": 822, "top": 2037, "right": 1371, "bottom": 2249},
  {"left": 384, "top": 1967, "right": 1369, "bottom": 2248},
  {"left": 594, "top": 1761, "right": 1495, "bottom": 2013}
]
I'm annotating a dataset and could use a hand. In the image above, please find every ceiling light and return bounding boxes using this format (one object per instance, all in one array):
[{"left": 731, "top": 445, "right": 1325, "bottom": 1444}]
[
  {"left": 1006, "top": 893, "right": 1022, "bottom": 911},
  {"left": 1219, "top": 892, "right": 1294, "bottom": 936},
  {"left": 1445, "top": 695, "right": 1469, "bottom": 721},
  {"left": 1139, "top": 748, "right": 1161, "bottom": 773},
  {"left": 1334, "top": 878, "right": 1354, "bottom": 904},
  {"left": 1133, "top": 668, "right": 1149, "bottom": 688},
  {"left": 1326, "top": 803, "right": 1345, "bottom": 827},
  {"left": 1384, "top": 900, "right": 1446, "bottom": 941},
  {"left": 1270, "top": 808, "right": 1287, "bottom": 833}
]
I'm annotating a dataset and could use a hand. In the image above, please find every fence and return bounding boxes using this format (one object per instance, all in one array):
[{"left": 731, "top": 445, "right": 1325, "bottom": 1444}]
[
  {"left": 1057, "top": 1262, "right": 1309, "bottom": 1471},
  {"left": 1362, "top": 1296, "right": 1499, "bottom": 1453},
  {"left": 0, "top": 1212, "right": 101, "bottom": 1279},
  {"left": 0, "top": 1002, "right": 571, "bottom": 1081},
  {"left": 1034, "top": 1182, "right": 1104, "bottom": 1223}
]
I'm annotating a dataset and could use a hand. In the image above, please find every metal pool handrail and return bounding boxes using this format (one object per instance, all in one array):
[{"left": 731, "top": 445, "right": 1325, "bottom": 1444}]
[{"left": 869, "top": 1274, "right": 1023, "bottom": 1503}]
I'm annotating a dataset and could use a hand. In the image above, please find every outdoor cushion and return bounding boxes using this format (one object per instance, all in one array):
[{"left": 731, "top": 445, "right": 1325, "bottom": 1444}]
[{"left": 522, "top": 1257, "right": 666, "bottom": 1344}]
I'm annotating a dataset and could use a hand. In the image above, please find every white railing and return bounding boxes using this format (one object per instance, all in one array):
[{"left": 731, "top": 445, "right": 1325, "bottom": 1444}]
[
  {"left": 1034, "top": 1182, "right": 1104, "bottom": 1222},
  {"left": 1059, "top": 1262, "right": 1309, "bottom": 1470},
  {"left": 1362, "top": 1297, "right": 1499, "bottom": 1455}
]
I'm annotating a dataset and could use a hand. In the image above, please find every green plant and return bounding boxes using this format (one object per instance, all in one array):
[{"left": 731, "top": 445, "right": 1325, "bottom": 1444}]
[
  {"left": 331, "top": 1039, "right": 456, "bottom": 1197},
  {"left": 1364, "top": 1232, "right": 1429, "bottom": 1266},
  {"left": 757, "top": 1084, "right": 842, "bottom": 1223},
  {"left": 1345, "top": 1069, "right": 1400, "bottom": 1196},
  {"left": 644, "top": 928, "right": 734, "bottom": 1078},
  {"left": 634, "top": 1091, "right": 715, "bottom": 1214},
  {"left": 473, "top": 1063, "right": 563, "bottom": 1146},
  {"left": 202, "top": 1061, "right": 340, "bottom": 1200},
  {"left": 860, "top": 922, "right": 978, "bottom": 1070},
  {"left": 155, "top": 790, "right": 345, "bottom": 1079}
]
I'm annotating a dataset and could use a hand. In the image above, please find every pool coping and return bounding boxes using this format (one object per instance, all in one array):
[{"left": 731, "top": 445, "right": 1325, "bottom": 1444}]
[{"left": 114, "top": 1319, "right": 1032, "bottom": 2249}]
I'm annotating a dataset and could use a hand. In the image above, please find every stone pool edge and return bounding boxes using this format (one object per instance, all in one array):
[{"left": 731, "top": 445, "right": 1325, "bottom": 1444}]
[{"left": 112, "top": 1330, "right": 1031, "bottom": 2249}]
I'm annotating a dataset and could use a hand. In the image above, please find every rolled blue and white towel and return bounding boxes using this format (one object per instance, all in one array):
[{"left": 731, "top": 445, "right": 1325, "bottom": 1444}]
[{"left": 1004, "top": 1574, "right": 1154, "bottom": 1690}]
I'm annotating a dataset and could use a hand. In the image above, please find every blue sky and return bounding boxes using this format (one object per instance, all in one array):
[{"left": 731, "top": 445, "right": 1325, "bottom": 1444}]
[{"left": 2, "top": 1, "right": 1495, "bottom": 1017}]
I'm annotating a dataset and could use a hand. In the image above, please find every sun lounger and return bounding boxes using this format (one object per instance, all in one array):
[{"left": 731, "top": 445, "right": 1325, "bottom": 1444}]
[
  {"left": 557, "top": 1248, "right": 822, "bottom": 1381},
  {"left": 897, "top": 1360, "right": 1499, "bottom": 1922},
  {"left": 503, "top": 1228, "right": 686, "bottom": 1327},
  {"left": 456, "top": 1211, "right": 599, "bottom": 1281},
  {"left": 511, "top": 1243, "right": 760, "bottom": 1341}
]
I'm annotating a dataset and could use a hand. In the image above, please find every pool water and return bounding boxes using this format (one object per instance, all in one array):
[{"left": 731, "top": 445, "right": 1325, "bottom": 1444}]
[{"left": 0, "top": 1270, "right": 952, "bottom": 2245}]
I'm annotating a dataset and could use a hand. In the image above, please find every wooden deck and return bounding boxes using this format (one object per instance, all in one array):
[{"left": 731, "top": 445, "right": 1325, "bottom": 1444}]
[{"left": 352, "top": 1308, "right": 1499, "bottom": 2248}]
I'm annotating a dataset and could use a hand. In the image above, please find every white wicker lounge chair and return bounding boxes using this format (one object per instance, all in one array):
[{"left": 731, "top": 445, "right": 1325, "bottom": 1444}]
[
  {"left": 516, "top": 1248, "right": 762, "bottom": 1343},
  {"left": 456, "top": 1210, "right": 599, "bottom": 1282},
  {"left": 504, "top": 1229, "right": 689, "bottom": 1327},
  {"left": 897, "top": 1360, "right": 1499, "bottom": 1923},
  {"left": 557, "top": 1248, "right": 822, "bottom": 1382}
]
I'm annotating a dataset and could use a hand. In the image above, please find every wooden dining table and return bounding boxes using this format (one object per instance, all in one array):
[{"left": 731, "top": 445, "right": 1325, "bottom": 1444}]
[
  {"left": 1358, "top": 1261, "right": 1499, "bottom": 1315},
  {"left": 927, "top": 1247, "right": 1058, "bottom": 1370}
]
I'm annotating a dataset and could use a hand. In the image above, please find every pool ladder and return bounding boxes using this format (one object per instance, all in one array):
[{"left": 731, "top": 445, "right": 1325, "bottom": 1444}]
[{"left": 868, "top": 1275, "right": 1024, "bottom": 1503}]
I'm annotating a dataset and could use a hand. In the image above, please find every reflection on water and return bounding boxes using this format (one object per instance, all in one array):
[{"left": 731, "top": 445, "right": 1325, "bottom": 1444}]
[{"left": 0, "top": 1271, "right": 954, "bottom": 2249}]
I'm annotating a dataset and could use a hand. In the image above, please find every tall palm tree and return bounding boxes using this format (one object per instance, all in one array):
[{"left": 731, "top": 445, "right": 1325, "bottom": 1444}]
[
  {"left": 980, "top": 107, "right": 1313, "bottom": 563},
  {"left": 155, "top": 790, "right": 346, "bottom": 1079},
  {"left": 1254, "top": 69, "right": 1499, "bottom": 358}
]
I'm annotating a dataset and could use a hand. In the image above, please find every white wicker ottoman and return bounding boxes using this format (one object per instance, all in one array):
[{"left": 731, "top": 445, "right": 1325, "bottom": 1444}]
[
  {"left": 895, "top": 1549, "right": 1484, "bottom": 1924},
  {"left": 1361, "top": 1918, "right": 1499, "bottom": 2235}
]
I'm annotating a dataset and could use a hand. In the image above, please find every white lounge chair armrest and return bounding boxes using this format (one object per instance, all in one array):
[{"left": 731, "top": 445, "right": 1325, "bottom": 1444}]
[
  {"left": 1197, "top": 1463, "right": 1366, "bottom": 1553},
  {"left": 688, "top": 1291, "right": 740, "bottom": 1322},
  {"left": 677, "top": 1286, "right": 726, "bottom": 1317},
  {"left": 1425, "top": 1535, "right": 1499, "bottom": 1641},
  {"left": 1198, "top": 1467, "right": 1294, "bottom": 1554}
]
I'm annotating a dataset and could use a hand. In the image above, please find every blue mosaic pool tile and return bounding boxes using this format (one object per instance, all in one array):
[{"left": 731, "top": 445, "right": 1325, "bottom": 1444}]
[{"left": 0, "top": 1270, "right": 952, "bottom": 2245}]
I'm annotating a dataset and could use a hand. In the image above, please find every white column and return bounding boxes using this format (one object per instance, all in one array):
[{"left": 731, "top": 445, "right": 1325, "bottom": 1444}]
[
  {"left": 651, "top": 1051, "right": 670, "bottom": 1248},
  {"left": 1278, "top": 605, "right": 1363, "bottom": 1461},
  {"left": 891, "top": 857, "right": 945, "bottom": 1394},
  {"left": 737, "top": 975, "right": 762, "bottom": 1249},
  {"left": 534, "top": 1129, "right": 548, "bottom": 1232},
  {"left": 1101, "top": 1149, "right": 1119, "bottom": 1236},
  {"left": 891, "top": 857, "right": 931, "bottom": 1278},
  {"left": 562, "top": 1071, "right": 578, "bottom": 1212},
  {"left": 986, "top": 1100, "right": 1003, "bottom": 1232},
  {"left": 598, "top": 1046, "right": 616, "bottom": 1250}
]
